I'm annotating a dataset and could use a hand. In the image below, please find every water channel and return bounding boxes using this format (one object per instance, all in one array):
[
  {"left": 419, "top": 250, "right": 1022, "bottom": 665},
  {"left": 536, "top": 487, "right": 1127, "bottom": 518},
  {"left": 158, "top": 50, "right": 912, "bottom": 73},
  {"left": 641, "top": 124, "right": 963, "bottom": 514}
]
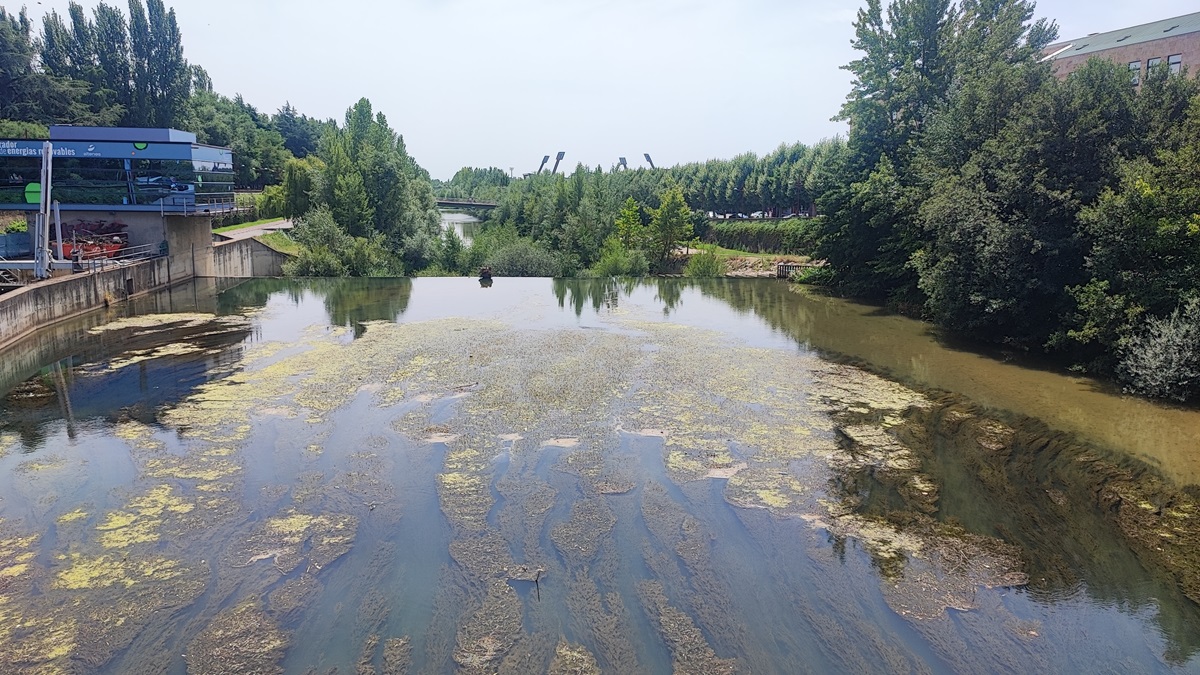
[
  {"left": 1, "top": 277, "right": 1198, "bottom": 673},
  {"left": 440, "top": 212, "right": 482, "bottom": 247}
]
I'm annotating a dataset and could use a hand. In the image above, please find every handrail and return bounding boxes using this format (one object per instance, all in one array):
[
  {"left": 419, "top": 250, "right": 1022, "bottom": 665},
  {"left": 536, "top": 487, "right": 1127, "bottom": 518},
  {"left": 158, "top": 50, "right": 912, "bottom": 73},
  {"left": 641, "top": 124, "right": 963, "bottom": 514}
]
[{"left": 79, "top": 242, "right": 163, "bottom": 273}]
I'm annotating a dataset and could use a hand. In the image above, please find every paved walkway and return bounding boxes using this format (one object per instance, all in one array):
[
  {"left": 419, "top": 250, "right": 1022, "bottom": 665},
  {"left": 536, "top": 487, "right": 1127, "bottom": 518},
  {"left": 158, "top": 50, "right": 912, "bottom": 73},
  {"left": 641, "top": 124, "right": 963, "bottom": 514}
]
[{"left": 214, "top": 219, "right": 292, "bottom": 241}]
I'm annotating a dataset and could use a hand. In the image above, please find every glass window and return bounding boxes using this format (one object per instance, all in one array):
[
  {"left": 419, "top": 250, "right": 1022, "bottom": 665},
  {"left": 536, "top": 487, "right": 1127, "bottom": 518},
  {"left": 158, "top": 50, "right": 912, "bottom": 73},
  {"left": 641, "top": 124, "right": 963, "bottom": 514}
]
[
  {"left": 1148, "top": 57, "right": 1162, "bottom": 69},
  {"left": 1168, "top": 54, "right": 1182, "bottom": 75},
  {"left": 1129, "top": 61, "right": 1141, "bottom": 85}
]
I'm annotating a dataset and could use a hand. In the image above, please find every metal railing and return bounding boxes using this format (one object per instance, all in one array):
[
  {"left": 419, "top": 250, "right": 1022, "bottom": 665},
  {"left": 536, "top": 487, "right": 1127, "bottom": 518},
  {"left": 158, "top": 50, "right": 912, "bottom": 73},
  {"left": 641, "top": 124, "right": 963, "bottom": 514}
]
[
  {"left": 75, "top": 242, "right": 164, "bottom": 273},
  {"left": 159, "top": 192, "right": 237, "bottom": 216},
  {"left": 0, "top": 256, "right": 20, "bottom": 287}
]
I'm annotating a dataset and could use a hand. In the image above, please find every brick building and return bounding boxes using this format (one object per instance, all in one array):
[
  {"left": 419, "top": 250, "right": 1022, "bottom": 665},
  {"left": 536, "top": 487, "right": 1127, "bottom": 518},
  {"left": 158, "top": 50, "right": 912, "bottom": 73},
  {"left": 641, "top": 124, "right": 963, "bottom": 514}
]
[{"left": 1042, "top": 12, "right": 1200, "bottom": 83}]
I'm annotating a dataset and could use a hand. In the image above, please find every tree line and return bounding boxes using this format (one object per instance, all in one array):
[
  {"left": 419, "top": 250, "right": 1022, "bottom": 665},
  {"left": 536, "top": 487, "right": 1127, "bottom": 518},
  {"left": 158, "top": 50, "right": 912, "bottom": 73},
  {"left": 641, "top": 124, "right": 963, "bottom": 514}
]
[
  {"left": 434, "top": 138, "right": 847, "bottom": 278},
  {"left": 814, "top": 0, "right": 1200, "bottom": 402}
]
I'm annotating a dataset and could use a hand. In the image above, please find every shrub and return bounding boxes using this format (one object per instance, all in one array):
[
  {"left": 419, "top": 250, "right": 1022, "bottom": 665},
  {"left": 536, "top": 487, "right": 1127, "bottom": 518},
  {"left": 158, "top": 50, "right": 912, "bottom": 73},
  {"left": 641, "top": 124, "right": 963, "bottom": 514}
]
[
  {"left": 283, "top": 245, "right": 346, "bottom": 277},
  {"left": 256, "top": 185, "right": 287, "bottom": 219},
  {"left": 684, "top": 244, "right": 726, "bottom": 277},
  {"left": 585, "top": 237, "right": 649, "bottom": 277},
  {"left": 412, "top": 264, "right": 452, "bottom": 277},
  {"left": 283, "top": 206, "right": 400, "bottom": 277},
  {"left": 485, "top": 238, "right": 567, "bottom": 277},
  {"left": 791, "top": 265, "right": 835, "bottom": 285},
  {"left": 343, "top": 234, "right": 399, "bottom": 276},
  {"left": 1, "top": 216, "right": 28, "bottom": 233},
  {"left": 290, "top": 206, "right": 350, "bottom": 250},
  {"left": 1117, "top": 297, "right": 1200, "bottom": 402}
]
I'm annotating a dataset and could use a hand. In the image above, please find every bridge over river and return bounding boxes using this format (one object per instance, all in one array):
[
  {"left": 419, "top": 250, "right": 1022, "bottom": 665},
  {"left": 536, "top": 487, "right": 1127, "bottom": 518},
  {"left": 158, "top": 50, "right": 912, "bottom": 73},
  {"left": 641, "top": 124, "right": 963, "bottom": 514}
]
[{"left": 435, "top": 198, "right": 497, "bottom": 210}]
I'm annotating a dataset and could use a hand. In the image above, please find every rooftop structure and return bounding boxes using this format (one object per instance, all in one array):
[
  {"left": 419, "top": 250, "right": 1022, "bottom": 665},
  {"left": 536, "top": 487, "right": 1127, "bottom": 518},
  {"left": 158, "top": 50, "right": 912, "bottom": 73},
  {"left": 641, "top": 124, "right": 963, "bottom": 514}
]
[
  {"left": 1043, "top": 12, "right": 1200, "bottom": 83},
  {"left": 0, "top": 126, "right": 235, "bottom": 215}
]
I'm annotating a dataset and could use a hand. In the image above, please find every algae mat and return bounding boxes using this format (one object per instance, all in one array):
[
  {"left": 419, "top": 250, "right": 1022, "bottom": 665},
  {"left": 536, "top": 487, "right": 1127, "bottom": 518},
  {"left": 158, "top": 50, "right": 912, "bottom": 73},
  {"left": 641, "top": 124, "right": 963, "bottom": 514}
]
[{"left": 0, "top": 277, "right": 1196, "bottom": 674}]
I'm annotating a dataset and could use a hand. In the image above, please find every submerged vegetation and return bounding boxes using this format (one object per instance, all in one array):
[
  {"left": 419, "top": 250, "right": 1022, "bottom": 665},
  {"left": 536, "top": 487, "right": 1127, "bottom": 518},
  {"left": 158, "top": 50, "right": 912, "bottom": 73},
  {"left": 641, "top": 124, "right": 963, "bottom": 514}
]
[{"left": 1, "top": 278, "right": 1200, "bottom": 669}]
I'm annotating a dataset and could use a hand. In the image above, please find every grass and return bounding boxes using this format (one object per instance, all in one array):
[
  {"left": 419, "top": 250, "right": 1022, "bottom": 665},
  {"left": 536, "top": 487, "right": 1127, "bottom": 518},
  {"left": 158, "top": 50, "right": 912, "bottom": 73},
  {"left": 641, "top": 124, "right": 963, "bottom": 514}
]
[
  {"left": 256, "top": 231, "right": 301, "bottom": 256},
  {"left": 213, "top": 217, "right": 286, "bottom": 234}
]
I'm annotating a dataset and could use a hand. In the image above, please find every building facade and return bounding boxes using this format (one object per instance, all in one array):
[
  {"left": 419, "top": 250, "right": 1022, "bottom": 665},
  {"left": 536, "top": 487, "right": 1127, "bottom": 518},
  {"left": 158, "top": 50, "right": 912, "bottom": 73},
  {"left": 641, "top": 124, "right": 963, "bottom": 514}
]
[
  {"left": 0, "top": 126, "right": 234, "bottom": 214},
  {"left": 0, "top": 126, "right": 235, "bottom": 280},
  {"left": 1043, "top": 12, "right": 1200, "bottom": 83}
]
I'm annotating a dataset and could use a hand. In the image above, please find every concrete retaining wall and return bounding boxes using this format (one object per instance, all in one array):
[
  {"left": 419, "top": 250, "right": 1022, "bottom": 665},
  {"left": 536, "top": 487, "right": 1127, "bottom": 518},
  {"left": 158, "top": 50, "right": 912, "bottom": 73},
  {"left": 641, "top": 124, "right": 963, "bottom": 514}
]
[
  {"left": 0, "top": 257, "right": 173, "bottom": 351},
  {"left": 0, "top": 278, "right": 228, "bottom": 394},
  {"left": 0, "top": 215, "right": 289, "bottom": 351},
  {"left": 210, "top": 238, "right": 288, "bottom": 278},
  {"left": 165, "top": 215, "right": 214, "bottom": 278}
]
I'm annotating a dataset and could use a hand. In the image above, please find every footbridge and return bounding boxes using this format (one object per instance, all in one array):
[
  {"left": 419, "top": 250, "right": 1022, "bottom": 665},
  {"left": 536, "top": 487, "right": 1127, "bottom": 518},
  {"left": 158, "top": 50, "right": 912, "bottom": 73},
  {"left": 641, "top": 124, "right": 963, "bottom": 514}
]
[{"left": 436, "top": 199, "right": 498, "bottom": 210}]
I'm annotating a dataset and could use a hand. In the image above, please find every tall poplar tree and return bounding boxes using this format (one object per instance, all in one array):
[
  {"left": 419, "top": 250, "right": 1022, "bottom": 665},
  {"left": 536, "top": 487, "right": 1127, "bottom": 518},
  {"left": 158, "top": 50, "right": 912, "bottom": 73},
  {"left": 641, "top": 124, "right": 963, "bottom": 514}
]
[{"left": 817, "top": 0, "right": 956, "bottom": 299}]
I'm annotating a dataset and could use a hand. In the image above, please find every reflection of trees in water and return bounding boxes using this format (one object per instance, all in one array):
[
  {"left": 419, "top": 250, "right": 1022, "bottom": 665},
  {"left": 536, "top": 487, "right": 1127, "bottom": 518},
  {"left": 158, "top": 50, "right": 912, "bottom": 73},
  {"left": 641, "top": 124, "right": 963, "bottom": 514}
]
[
  {"left": 552, "top": 278, "right": 689, "bottom": 318},
  {"left": 696, "top": 279, "right": 820, "bottom": 345},
  {"left": 215, "top": 278, "right": 296, "bottom": 314},
  {"left": 827, "top": 396, "right": 1200, "bottom": 663},
  {"left": 553, "top": 278, "right": 638, "bottom": 317},
  {"left": 320, "top": 278, "right": 413, "bottom": 338},
  {"left": 648, "top": 278, "right": 685, "bottom": 316},
  {"left": 217, "top": 278, "right": 413, "bottom": 338},
  {"left": 671, "top": 278, "right": 1200, "bottom": 663}
]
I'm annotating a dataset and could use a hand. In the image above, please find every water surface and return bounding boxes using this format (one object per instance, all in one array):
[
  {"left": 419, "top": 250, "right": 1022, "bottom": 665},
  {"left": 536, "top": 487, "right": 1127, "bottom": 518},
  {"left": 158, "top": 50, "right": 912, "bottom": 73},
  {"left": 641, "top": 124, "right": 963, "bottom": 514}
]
[{"left": 1, "top": 277, "right": 1197, "bottom": 674}]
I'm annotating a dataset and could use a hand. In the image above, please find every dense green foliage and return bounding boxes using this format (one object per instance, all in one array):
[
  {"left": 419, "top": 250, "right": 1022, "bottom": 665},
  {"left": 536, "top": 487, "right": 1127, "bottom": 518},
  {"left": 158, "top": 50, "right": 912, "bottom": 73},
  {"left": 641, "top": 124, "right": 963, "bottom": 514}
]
[
  {"left": 276, "top": 99, "right": 442, "bottom": 275},
  {"left": 705, "top": 218, "right": 820, "bottom": 254},
  {"left": 454, "top": 145, "right": 846, "bottom": 276},
  {"left": 282, "top": 206, "right": 397, "bottom": 277},
  {"left": 683, "top": 244, "right": 726, "bottom": 278},
  {"left": 433, "top": 167, "right": 510, "bottom": 201},
  {"left": 813, "top": 0, "right": 1200, "bottom": 401},
  {"left": 36, "top": 0, "right": 192, "bottom": 127}
]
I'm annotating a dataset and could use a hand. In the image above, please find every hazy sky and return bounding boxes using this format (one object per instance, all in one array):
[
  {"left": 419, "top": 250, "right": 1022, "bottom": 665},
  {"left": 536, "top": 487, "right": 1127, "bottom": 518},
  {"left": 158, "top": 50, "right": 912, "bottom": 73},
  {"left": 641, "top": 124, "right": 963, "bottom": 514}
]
[{"left": 12, "top": 0, "right": 1200, "bottom": 178}]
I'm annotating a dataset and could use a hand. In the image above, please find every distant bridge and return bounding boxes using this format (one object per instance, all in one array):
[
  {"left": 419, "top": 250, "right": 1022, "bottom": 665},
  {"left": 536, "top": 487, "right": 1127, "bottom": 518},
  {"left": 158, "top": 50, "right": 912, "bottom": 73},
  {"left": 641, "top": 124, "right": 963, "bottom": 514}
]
[{"left": 436, "top": 198, "right": 498, "bottom": 210}]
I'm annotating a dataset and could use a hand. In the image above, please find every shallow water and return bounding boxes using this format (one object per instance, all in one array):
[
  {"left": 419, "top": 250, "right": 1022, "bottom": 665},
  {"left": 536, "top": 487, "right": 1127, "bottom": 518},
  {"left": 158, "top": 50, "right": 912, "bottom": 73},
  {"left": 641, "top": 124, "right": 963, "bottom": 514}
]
[{"left": 0, "top": 277, "right": 1198, "bottom": 674}]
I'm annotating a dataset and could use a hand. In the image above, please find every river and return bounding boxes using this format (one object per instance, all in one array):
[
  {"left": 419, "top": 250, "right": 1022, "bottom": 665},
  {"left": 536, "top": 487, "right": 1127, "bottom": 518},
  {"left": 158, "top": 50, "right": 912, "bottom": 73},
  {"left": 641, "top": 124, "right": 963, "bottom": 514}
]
[
  {"left": 0, "top": 277, "right": 1197, "bottom": 673},
  {"left": 440, "top": 212, "right": 482, "bottom": 246}
]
